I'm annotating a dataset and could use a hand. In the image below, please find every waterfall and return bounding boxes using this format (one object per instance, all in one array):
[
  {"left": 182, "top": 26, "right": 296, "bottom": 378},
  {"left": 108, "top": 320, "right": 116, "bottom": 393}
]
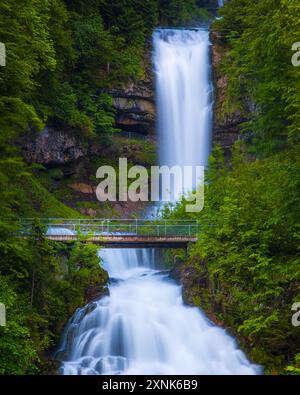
[
  {"left": 153, "top": 29, "right": 212, "bottom": 198},
  {"left": 57, "top": 249, "right": 259, "bottom": 374},
  {"left": 57, "top": 28, "right": 260, "bottom": 375},
  {"left": 154, "top": 29, "right": 212, "bottom": 170},
  {"left": 218, "top": 0, "right": 224, "bottom": 7}
]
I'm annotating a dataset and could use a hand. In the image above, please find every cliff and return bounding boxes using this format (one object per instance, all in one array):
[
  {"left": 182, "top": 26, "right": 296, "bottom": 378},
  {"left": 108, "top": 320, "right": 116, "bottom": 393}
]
[
  {"left": 109, "top": 53, "right": 155, "bottom": 137},
  {"left": 21, "top": 30, "right": 247, "bottom": 217},
  {"left": 211, "top": 29, "right": 246, "bottom": 155},
  {"left": 22, "top": 127, "right": 86, "bottom": 166},
  {"left": 109, "top": 77, "right": 156, "bottom": 137}
]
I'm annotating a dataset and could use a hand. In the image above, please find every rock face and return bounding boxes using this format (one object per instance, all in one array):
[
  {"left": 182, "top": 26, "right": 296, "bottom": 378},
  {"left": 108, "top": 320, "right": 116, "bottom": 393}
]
[
  {"left": 23, "top": 127, "right": 86, "bottom": 166},
  {"left": 112, "top": 94, "right": 155, "bottom": 135},
  {"left": 211, "top": 30, "right": 245, "bottom": 155},
  {"left": 170, "top": 260, "right": 225, "bottom": 327},
  {"left": 170, "top": 259, "right": 208, "bottom": 306},
  {"left": 109, "top": 58, "right": 156, "bottom": 136}
]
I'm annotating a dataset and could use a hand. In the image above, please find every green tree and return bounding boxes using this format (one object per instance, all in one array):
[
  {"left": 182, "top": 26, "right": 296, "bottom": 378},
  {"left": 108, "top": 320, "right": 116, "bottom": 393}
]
[{"left": 215, "top": 0, "right": 300, "bottom": 155}]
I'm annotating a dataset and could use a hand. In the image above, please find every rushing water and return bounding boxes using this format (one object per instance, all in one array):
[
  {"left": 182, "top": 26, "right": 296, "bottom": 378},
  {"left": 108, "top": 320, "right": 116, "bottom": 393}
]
[
  {"left": 153, "top": 29, "right": 212, "bottom": 198},
  {"left": 154, "top": 29, "right": 212, "bottom": 170},
  {"left": 57, "top": 249, "right": 259, "bottom": 374},
  {"left": 57, "top": 28, "right": 259, "bottom": 375}
]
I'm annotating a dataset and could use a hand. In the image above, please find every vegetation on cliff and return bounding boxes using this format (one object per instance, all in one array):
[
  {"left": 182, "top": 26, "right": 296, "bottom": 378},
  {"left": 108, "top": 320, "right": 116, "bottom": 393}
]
[
  {"left": 0, "top": 220, "right": 108, "bottom": 374},
  {"left": 0, "top": 0, "right": 209, "bottom": 141},
  {"left": 215, "top": 0, "right": 300, "bottom": 155},
  {"left": 165, "top": 144, "right": 300, "bottom": 373}
]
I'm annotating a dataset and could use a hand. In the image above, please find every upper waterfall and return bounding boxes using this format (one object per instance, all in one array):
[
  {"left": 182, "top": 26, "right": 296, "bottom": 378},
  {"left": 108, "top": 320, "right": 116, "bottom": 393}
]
[
  {"left": 153, "top": 29, "right": 212, "bottom": 176},
  {"left": 153, "top": 29, "right": 212, "bottom": 201}
]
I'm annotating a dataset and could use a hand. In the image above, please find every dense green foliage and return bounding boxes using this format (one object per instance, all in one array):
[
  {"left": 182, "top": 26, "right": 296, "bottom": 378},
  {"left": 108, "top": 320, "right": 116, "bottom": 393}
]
[
  {"left": 165, "top": 143, "right": 300, "bottom": 373},
  {"left": 158, "top": 0, "right": 209, "bottom": 26},
  {"left": 215, "top": 0, "right": 300, "bottom": 155},
  {"left": 0, "top": 220, "right": 108, "bottom": 374},
  {"left": 0, "top": 0, "right": 208, "bottom": 139}
]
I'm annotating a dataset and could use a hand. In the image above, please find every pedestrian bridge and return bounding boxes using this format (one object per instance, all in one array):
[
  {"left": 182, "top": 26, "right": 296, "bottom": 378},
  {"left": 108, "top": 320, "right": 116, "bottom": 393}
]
[{"left": 18, "top": 218, "right": 200, "bottom": 248}]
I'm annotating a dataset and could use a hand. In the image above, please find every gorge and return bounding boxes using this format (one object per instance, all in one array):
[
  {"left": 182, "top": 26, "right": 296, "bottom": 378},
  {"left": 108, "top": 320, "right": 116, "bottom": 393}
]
[{"left": 56, "top": 28, "right": 259, "bottom": 375}]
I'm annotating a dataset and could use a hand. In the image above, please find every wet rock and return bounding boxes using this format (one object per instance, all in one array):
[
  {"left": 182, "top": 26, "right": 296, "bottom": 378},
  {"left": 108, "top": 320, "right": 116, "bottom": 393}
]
[
  {"left": 85, "top": 285, "right": 109, "bottom": 304},
  {"left": 170, "top": 261, "right": 208, "bottom": 306}
]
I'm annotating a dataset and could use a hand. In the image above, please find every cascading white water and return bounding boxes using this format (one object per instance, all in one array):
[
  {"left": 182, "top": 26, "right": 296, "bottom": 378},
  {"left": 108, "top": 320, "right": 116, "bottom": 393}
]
[
  {"left": 57, "top": 28, "right": 260, "bottom": 375},
  {"left": 57, "top": 249, "right": 259, "bottom": 374},
  {"left": 154, "top": 29, "right": 212, "bottom": 169},
  {"left": 153, "top": 29, "right": 212, "bottom": 198}
]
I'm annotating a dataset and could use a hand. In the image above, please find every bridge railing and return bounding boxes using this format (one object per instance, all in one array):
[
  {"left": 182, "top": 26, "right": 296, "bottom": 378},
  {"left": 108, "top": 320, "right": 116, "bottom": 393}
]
[{"left": 17, "top": 218, "right": 200, "bottom": 238}]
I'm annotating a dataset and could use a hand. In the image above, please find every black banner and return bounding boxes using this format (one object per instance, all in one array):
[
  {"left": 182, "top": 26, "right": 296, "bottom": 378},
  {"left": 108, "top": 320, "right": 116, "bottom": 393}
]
[{"left": 0, "top": 375, "right": 299, "bottom": 393}]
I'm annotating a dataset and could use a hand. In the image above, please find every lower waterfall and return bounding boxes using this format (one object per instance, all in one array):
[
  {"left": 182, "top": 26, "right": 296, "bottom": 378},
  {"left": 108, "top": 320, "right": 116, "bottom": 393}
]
[{"left": 57, "top": 249, "right": 259, "bottom": 375}]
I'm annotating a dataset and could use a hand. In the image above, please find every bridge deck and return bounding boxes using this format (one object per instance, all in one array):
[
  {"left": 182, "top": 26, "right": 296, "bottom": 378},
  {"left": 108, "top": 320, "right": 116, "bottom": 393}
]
[
  {"left": 46, "top": 234, "right": 197, "bottom": 248},
  {"left": 17, "top": 218, "right": 200, "bottom": 248}
]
